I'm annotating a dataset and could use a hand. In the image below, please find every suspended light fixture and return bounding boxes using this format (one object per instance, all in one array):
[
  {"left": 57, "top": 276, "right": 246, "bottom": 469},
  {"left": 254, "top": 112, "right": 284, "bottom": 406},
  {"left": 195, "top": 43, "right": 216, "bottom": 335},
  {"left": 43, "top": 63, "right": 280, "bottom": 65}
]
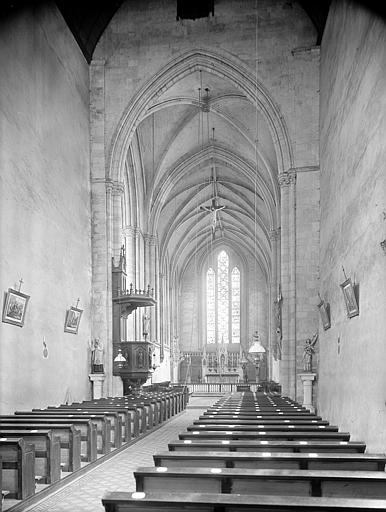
[{"left": 248, "top": 331, "right": 266, "bottom": 384}]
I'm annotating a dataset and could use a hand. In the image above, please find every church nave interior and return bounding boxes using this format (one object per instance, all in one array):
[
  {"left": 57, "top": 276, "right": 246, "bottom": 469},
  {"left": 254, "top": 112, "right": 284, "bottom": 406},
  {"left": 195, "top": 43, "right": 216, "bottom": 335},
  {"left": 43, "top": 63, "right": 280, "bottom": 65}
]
[{"left": 0, "top": 0, "right": 386, "bottom": 510}]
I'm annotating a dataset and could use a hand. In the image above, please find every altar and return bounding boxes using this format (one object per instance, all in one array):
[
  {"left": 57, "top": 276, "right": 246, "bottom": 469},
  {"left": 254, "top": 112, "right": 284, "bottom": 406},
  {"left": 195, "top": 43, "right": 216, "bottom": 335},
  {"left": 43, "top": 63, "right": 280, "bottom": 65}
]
[{"left": 206, "top": 372, "right": 240, "bottom": 383}]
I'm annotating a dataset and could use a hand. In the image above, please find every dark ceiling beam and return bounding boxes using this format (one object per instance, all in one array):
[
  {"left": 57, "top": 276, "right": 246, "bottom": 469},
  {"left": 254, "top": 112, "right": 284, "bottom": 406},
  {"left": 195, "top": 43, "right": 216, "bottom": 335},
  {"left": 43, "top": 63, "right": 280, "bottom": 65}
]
[
  {"left": 298, "top": 0, "right": 332, "bottom": 45},
  {"left": 55, "top": 0, "right": 124, "bottom": 63}
]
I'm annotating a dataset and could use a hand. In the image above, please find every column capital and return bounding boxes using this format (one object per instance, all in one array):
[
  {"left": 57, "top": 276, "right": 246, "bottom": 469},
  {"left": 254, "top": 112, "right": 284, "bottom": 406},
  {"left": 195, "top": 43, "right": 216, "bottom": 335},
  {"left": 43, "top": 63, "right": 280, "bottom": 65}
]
[
  {"left": 144, "top": 234, "right": 158, "bottom": 246},
  {"left": 90, "top": 58, "right": 106, "bottom": 67},
  {"left": 269, "top": 228, "right": 281, "bottom": 242},
  {"left": 106, "top": 179, "right": 125, "bottom": 195},
  {"left": 133, "top": 227, "right": 142, "bottom": 238},
  {"left": 92, "top": 178, "right": 124, "bottom": 195},
  {"left": 278, "top": 169, "right": 297, "bottom": 187},
  {"left": 122, "top": 225, "right": 135, "bottom": 237}
]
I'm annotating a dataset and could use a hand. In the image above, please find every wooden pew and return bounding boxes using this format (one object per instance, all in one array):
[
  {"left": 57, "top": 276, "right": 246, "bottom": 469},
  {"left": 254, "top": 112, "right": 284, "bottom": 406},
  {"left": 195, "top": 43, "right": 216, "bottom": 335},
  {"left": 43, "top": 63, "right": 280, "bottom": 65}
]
[
  {"left": 0, "top": 417, "right": 97, "bottom": 463},
  {"left": 187, "top": 424, "right": 339, "bottom": 432},
  {"left": 133, "top": 466, "right": 386, "bottom": 498},
  {"left": 204, "top": 408, "right": 315, "bottom": 419},
  {"left": 179, "top": 430, "right": 351, "bottom": 441},
  {"left": 202, "top": 410, "right": 322, "bottom": 417},
  {"left": 194, "top": 418, "right": 330, "bottom": 425},
  {"left": 0, "top": 424, "right": 81, "bottom": 472},
  {"left": 207, "top": 406, "right": 309, "bottom": 413},
  {"left": 0, "top": 430, "right": 60, "bottom": 484},
  {"left": 85, "top": 399, "right": 151, "bottom": 434},
  {"left": 102, "top": 491, "right": 386, "bottom": 512},
  {"left": 21, "top": 411, "right": 112, "bottom": 455},
  {"left": 0, "top": 438, "right": 35, "bottom": 500},
  {"left": 47, "top": 406, "right": 124, "bottom": 446},
  {"left": 153, "top": 450, "right": 386, "bottom": 471},
  {"left": 168, "top": 439, "right": 367, "bottom": 453}
]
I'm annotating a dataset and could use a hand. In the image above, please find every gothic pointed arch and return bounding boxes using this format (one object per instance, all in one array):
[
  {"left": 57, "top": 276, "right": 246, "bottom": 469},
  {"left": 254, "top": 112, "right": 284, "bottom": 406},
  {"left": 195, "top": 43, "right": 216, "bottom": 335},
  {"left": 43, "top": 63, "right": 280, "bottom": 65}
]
[{"left": 108, "top": 48, "right": 293, "bottom": 186}]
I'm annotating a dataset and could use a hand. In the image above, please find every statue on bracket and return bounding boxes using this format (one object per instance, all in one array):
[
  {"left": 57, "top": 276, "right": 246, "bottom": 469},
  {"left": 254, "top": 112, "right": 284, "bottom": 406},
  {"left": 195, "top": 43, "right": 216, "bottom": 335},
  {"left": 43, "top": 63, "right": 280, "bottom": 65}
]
[
  {"left": 302, "top": 333, "right": 318, "bottom": 372},
  {"left": 90, "top": 338, "right": 104, "bottom": 373}
]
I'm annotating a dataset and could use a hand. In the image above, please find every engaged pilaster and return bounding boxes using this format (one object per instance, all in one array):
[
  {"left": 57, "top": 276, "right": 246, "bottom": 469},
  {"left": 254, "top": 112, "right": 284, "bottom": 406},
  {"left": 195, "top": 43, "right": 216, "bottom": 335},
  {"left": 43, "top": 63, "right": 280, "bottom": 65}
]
[{"left": 278, "top": 168, "right": 297, "bottom": 399}]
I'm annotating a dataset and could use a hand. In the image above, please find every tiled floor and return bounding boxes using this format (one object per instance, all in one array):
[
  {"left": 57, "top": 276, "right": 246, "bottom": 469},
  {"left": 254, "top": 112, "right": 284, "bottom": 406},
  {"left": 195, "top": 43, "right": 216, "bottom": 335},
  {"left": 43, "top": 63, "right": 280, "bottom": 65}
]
[{"left": 8, "top": 396, "right": 220, "bottom": 512}]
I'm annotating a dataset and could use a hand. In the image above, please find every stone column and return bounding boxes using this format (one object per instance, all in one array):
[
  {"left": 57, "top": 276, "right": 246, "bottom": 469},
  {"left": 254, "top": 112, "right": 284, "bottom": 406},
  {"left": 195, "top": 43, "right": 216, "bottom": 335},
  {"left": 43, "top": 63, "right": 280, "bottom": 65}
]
[
  {"left": 133, "top": 227, "right": 141, "bottom": 340},
  {"left": 269, "top": 228, "right": 280, "bottom": 379},
  {"left": 123, "top": 225, "right": 135, "bottom": 340},
  {"left": 90, "top": 58, "right": 112, "bottom": 397},
  {"left": 89, "top": 373, "right": 106, "bottom": 400},
  {"left": 299, "top": 373, "right": 316, "bottom": 413},
  {"left": 144, "top": 234, "right": 157, "bottom": 342},
  {"left": 150, "top": 237, "right": 158, "bottom": 343},
  {"left": 279, "top": 169, "right": 297, "bottom": 399},
  {"left": 112, "top": 183, "right": 125, "bottom": 260},
  {"left": 155, "top": 244, "right": 161, "bottom": 343}
]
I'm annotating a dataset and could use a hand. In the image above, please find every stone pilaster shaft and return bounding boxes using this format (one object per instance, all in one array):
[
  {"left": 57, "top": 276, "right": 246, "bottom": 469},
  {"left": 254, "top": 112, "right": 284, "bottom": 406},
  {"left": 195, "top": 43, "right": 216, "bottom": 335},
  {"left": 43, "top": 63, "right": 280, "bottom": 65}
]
[
  {"left": 279, "top": 169, "right": 297, "bottom": 398},
  {"left": 90, "top": 59, "right": 112, "bottom": 397},
  {"left": 269, "top": 228, "right": 280, "bottom": 379}
]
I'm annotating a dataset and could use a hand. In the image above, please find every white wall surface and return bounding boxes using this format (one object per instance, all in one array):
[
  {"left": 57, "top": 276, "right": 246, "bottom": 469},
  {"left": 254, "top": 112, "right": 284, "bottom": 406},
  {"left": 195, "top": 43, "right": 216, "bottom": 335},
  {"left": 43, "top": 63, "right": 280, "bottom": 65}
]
[
  {"left": 319, "top": 0, "right": 386, "bottom": 451},
  {"left": 0, "top": 3, "right": 92, "bottom": 413}
]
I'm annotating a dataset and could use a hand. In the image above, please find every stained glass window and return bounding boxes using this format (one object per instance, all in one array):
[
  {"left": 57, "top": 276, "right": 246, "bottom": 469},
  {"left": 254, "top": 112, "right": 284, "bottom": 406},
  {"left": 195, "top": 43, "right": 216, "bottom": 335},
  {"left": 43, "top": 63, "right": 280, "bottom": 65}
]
[
  {"left": 206, "top": 268, "right": 216, "bottom": 344},
  {"left": 231, "top": 267, "right": 240, "bottom": 343},
  {"left": 217, "top": 251, "right": 229, "bottom": 343},
  {"left": 206, "top": 251, "right": 240, "bottom": 344}
]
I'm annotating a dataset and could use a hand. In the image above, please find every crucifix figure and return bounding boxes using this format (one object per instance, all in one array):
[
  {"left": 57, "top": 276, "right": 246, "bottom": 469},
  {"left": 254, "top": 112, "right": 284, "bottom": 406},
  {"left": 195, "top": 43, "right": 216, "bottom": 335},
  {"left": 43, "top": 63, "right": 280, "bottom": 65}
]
[
  {"left": 200, "top": 164, "right": 226, "bottom": 238},
  {"left": 200, "top": 197, "right": 226, "bottom": 237}
]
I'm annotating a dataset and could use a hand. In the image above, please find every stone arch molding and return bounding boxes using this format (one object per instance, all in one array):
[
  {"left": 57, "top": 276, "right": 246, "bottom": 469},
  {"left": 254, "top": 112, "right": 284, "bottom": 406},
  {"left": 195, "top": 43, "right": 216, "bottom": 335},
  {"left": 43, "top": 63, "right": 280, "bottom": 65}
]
[{"left": 108, "top": 48, "right": 293, "bottom": 184}]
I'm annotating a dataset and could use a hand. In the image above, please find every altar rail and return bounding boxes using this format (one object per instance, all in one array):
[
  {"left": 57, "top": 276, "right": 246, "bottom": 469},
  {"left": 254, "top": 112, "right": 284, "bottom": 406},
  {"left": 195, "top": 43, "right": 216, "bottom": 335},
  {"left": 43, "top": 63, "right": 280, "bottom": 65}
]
[{"left": 180, "top": 382, "right": 260, "bottom": 394}]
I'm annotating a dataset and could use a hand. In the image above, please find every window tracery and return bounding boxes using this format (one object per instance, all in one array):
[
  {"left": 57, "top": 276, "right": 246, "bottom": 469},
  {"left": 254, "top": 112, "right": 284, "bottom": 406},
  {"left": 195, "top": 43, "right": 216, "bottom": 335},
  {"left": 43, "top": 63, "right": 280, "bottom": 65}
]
[{"left": 206, "top": 250, "right": 240, "bottom": 344}]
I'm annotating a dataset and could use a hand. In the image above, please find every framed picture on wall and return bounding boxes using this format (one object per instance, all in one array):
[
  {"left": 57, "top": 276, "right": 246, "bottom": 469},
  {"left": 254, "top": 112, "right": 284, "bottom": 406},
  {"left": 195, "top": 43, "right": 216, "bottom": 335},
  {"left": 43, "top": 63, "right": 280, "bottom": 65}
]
[
  {"left": 340, "top": 278, "right": 359, "bottom": 318},
  {"left": 317, "top": 298, "right": 331, "bottom": 330},
  {"left": 2, "top": 288, "right": 30, "bottom": 327},
  {"left": 64, "top": 306, "right": 83, "bottom": 334}
]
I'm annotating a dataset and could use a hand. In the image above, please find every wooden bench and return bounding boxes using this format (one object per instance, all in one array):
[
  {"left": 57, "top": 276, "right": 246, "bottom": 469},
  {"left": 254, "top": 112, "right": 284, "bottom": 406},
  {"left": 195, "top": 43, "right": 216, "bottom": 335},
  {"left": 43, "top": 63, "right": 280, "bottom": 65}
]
[
  {"left": 168, "top": 439, "right": 367, "bottom": 453},
  {"left": 101, "top": 491, "right": 386, "bottom": 511},
  {"left": 24, "top": 410, "right": 112, "bottom": 455},
  {"left": 188, "top": 423, "right": 338, "bottom": 432},
  {"left": 207, "top": 406, "right": 309, "bottom": 413},
  {"left": 47, "top": 406, "right": 124, "bottom": 446},
  {"left": 195, "top": 418, "right": 330, "bottom": 425},
  {"left": 67, "top": 402, "right": 141, "bottom": 440},
  {"left": 153, "top": 450, "right": 386, "bottom": 471},
  {"left": 133, "top": 466, "right": 386, "bottom": 498},
  {"left": 0, "top": 429, "right": 61, "bottom": 484},
  {"left": 0, "top": 416, "right": 97, "bottom": 463},
  {"left": 202, "top": 410, "right": 321, "bottom": 417},
  {"left": 85, "top": 399, "right": 152, "bottom": 434},
  {"left": 0, "top": 423, "right": 81, "bottom": 472},
  {"left": 0, "top": 438, "right": 35, "bottom": 500},
  {"left": 179, "top": 429, "right": 350, "bottom": 441}
]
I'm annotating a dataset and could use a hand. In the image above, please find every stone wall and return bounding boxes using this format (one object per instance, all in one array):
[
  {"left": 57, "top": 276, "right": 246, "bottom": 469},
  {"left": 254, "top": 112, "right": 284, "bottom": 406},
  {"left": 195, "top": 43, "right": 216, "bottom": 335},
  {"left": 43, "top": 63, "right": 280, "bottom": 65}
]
[
  {"left": 0, "top": 3, "right": 91, "bottom": 413},
  {"left": 318, "top": 0, "right": 386, "bottom": 451}
]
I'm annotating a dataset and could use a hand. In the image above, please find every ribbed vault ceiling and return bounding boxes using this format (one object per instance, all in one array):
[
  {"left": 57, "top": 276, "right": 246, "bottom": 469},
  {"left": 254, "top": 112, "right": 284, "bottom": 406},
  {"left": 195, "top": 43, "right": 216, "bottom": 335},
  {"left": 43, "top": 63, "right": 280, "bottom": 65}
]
[{"left": 129, "top": 69, "right": 279, "bottom": 279}]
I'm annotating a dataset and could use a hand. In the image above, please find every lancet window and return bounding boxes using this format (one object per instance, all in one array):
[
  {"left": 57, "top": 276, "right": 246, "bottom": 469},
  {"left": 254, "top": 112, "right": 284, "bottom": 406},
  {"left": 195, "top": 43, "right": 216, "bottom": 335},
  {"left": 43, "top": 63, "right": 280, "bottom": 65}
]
[{"left": 206, "top": 250, "right": 241, "bottom": 344}]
